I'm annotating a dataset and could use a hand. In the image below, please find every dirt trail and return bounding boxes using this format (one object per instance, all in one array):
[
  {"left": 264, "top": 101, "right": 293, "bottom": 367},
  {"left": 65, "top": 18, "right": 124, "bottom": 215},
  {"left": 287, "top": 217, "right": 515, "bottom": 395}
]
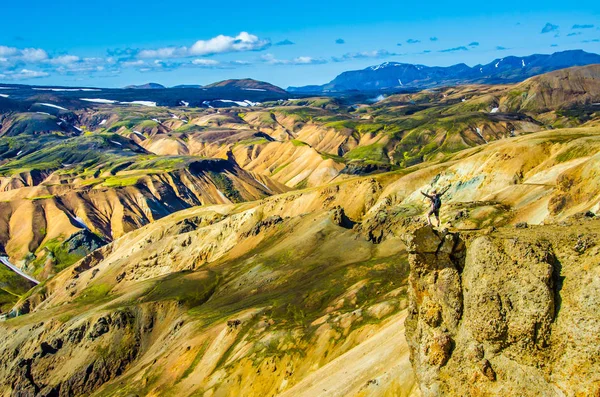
[{"left": 278, "top": 311, "right": 419, "bottom": 397}]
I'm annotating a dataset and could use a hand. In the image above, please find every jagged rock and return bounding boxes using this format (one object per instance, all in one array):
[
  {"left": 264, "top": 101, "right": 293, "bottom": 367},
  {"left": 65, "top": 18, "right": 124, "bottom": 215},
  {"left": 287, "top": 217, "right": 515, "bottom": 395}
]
[
  {"left": 227, "top": 319, "right": 242, "bottom": 329},
  {"left": 426, "top": 332, "right": 453, "bottom": 366},
  {"left": 65, "top": 229, "right": 106, "bottom": 257},
  {"left": 111, "top": 310, "right": 134, "bottom": 329},
  {"left": 66, "top": 323, "right": 88, "bottom": 344},
  {"left": 243, "top": 215, "right": 283, "bottom": 237},
  {"left": 88, "top": 316, "right": 110, "bottom": 340},
  {"left": 574, "top": 235, "right": 595, "bottom": 254},
  {"left": 38, "top": 339, "right": 62, "bottom": 358},
  {"left": 116, "top": 272, "right": 126, "bottom": 282},
  {"left": 330, "top": 206, "right": 354, "bottom": 229},
  {"left": 480, "top": 359, "right": 496, "bottom": 381}
]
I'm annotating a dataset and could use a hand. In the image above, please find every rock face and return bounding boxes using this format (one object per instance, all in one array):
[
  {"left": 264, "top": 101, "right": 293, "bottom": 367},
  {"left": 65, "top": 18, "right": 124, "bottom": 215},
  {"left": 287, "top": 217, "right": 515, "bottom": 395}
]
[
  {"left": 404, "top": 224, "right": 600, "bottom": 396},
  {"left": 3, "top": 306, "right": 156, "bottom": 396}
]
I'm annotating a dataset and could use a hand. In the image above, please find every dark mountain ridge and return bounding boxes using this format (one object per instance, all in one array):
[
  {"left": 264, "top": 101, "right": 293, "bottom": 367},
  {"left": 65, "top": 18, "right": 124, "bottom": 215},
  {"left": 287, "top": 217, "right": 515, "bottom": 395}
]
[
  {"left": 124, "top": 82, "right": 166, "bottom": 89},
  {"left": 288, "top": 50, "right": 600, "bottom": 93}
]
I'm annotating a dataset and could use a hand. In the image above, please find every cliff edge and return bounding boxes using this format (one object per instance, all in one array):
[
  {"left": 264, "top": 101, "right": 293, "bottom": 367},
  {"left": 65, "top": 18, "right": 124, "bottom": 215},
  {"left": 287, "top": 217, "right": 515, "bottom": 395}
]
[{"left": 404, "top": 221, "right": 600, "bottom": 396}]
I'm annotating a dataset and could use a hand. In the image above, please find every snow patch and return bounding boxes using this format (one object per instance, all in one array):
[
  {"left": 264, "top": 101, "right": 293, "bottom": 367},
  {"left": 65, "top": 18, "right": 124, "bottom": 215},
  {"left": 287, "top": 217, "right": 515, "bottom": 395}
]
[
  {"left": 216, "top": 189, "right": 229, "bottom": 202},
  {"left": 242, "top": 88, "right": 267, "bottom": 92},
  {"left": 73, "top": 216, "right": 89, "bottom": 229},
  {"left": 371, "top": 63, "right": 387, "bottom": 71},
  {"left": 0, "top": 94, "right": 8, "bottom": 98},
  {"left": 110, "top": 140, "right": 122, "bottom": 146},
  {"left": 81, "top": 98, "right": 117, "bottom": 104},
  {"left": 0, "top": 256, "right": 39, "bottom": 285},
  {"left": 475, "top": 127, "right": 488, "bottom": 143},
  {"left": 253, "top": 179, "right": 271, "bottom": 192},
  {"left": 490, "top": 107, "right": 499, "bottom": 113},
  {"left": 99, "top": 119, "right": 107, "bottom": 126},
  {"left": 180, "top": 100, "right": 190, "bottom": 107},
  {"left": 16, "top": 150, "right": 23, "bottom": 156},
  {"left": 36, "top": 112, "right": 51, "bottom": 116},
  {"left": 34, "top": 88, "right": 101, "bottom": 92},
  {"left": 133, "top": 130, "right": 144, "bottom": 136},
  {"left": 210, "top": 99, "right": 259, "bottom": 107},
  {"left": 38, "top": 103, "right": 68, "bottom": 111},
  {"left": 521, "top": 59, "right": 526, "bottom": 67},
  {"left": 121, "top": 101, "right": 157, "bottom": 107}
]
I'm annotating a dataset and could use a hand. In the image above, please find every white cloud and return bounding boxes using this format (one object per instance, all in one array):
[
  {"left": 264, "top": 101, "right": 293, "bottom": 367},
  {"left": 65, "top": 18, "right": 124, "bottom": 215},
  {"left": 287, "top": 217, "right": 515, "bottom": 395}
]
[
  {"left": 262, "top": 53, "right": 327, "bottom": 65},
  {"left": 49, "top": 55, "right": 80, "bottom": 65},
  {"left": 52, "top": 57, "right": 110, "bottom": 74},
  {"left": 294, "top": 56, "right": 324, "bottom": 64},
  {"left": 20, "top": 48, "right": 49, "bottom": 62},
  {"left": 192, "top": 59, "right": 220, "bottom": 66},
  {"left": 122, "top": 60, "right": 145, "bottom": 67},
  {"left": 190, "top": 32, "right": 269, "bottom": 56},
  {"left": 139, "top": 47, "right": 188, "bottom": 59},
  {"left": 332, "top": 50, "right": 400, "bottom": 62},
  {"left": 136, "top": 32, "right": 270, "bottom": 60},
  {"left": 0, "top": 46, "right": 19, "bottom": 57},
  {"left": 0, "top": 46, "right": 48, "bottom": 62},
  {"left": 0, "top": 69, "right": 49, "bottom": 80}
]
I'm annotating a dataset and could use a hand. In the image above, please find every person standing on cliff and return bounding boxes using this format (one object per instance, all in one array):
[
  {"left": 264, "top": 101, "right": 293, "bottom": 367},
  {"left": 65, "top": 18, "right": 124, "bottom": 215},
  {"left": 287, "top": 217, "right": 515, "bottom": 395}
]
[{"left": 421, "top": 186, "right": 451, "bottom": 227}]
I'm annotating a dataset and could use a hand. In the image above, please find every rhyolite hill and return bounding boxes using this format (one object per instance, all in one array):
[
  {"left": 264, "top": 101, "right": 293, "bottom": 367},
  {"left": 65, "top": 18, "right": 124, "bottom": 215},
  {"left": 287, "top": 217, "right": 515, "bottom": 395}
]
[{"left": 0, "top": 64, "right": 599, "bottom": 396}]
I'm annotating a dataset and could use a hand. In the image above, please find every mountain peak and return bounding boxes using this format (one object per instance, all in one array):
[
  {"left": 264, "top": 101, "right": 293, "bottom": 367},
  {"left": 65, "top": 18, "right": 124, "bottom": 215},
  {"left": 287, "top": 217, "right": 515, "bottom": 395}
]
[
  {"left": 203, "top": 78, "right": 287, "bottom": 94},
  {"left": 124, "top": 83, "right": 166, "bottom": 90}
]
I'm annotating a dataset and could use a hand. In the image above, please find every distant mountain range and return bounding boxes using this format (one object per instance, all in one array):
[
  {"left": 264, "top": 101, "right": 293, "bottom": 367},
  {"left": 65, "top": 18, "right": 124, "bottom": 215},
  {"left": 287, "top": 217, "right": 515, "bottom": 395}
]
[
  {"left": 124, "top": 79, "right": 287, "bottom": 94},
  {"left": 288, "top": 50, "right": 600, "bottom": 93},
  {"left": 0, "top": 78, "right": 289, "bottom": 109},
  {"left": 2, "top": 51, "right": 600, "bottom": 109}
]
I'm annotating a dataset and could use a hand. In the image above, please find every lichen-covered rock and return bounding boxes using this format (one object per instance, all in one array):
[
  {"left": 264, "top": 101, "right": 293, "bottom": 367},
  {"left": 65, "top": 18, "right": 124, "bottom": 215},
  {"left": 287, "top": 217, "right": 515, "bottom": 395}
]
[{"left": 405, "top": 224, "right": 600, "bottom": 396}]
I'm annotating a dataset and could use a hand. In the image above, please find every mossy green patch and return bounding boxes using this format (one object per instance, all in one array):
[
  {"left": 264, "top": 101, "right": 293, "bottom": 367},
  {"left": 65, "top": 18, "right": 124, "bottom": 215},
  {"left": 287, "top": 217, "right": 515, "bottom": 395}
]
[
  {"left": 208, "top": 171, "right": 244, "bottom": 203},
  {"left": 75, "top": 283, "right": 112, "bottom": 304},
  {"left": 27, "top": 195, "right": 55, "bottom": 201},
  {"left": 142, "top": 271, "right": 218, "bottom": 308},
  {"left": 291, "top": 139, "right": 309, "bottom": 147},
  {"left": 102, "top": 175, "right": 140, "bottom": 188},
  {"left": 344, "top": 143, "right": 388, "bottom": 163}
]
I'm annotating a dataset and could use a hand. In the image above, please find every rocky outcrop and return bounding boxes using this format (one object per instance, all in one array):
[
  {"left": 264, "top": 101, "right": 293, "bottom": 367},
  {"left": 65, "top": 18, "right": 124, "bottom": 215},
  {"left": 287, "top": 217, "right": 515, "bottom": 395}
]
[
  {"left": 1, "top": 303, "right": 176, "bottom": 397},
  {"left": 404, "top": 224, "right": 600, "bottom": 396}
]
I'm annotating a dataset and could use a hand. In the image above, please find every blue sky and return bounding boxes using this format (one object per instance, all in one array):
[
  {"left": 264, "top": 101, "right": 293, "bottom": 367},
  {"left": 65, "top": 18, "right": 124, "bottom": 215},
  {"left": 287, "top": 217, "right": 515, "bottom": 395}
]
[{"left": 0, "top": 0, "right": 598, "bottom": 88}]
